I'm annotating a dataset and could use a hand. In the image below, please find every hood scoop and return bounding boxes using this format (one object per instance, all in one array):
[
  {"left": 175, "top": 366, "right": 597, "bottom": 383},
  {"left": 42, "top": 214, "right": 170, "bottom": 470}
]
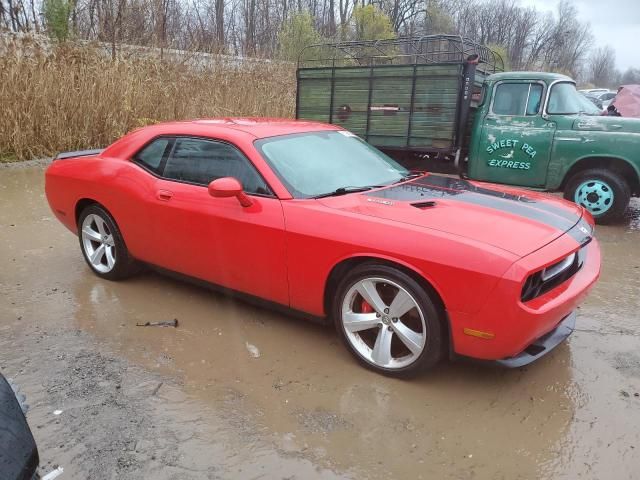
[{"left": 411, "top": 201, "right": 437, "bottom": 209}]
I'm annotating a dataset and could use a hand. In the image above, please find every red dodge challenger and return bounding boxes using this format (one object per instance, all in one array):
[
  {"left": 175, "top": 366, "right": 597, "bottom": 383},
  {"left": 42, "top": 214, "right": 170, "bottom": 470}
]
[{"left": 45, "top": 119, "right": 601, "bottom": 375}]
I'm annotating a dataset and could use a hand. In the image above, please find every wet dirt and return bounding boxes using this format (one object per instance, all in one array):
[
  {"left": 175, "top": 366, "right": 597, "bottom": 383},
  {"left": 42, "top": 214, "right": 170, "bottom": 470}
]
[{"left": 1, "top": 165, "right": 639, "bottom": 479}]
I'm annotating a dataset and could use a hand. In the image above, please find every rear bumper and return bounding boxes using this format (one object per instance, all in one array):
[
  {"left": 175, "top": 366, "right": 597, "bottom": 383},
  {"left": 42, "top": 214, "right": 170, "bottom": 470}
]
[{"left": 494, "top": 311, "right": 575, "bottom": 367}]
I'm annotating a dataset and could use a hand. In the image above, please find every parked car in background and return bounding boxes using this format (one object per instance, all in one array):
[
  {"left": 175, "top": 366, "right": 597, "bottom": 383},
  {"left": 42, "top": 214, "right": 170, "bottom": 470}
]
[
  {"left": 579, "top": 88, "right": 610, "bottom": 96},
  {"left": 596, "top": 91, "right": 617, "bottom": 110},
  {"left": 582, "top": 91, "right": 603, "bottom": 110},
  {"left": 296, "top": 36, "right": 640, "bottom": 223},
  {"left": 45, "top": 119, "right": 601, "bottom": 375}
]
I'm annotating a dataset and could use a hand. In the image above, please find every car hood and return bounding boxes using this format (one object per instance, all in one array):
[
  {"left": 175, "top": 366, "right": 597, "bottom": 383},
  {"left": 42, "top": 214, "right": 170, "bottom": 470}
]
[
  {"left": 573, "top": 115, "right": 640, "bottom": 133},
  {"left": 316, "top": 175, "right": 586, "bottom": 257}
]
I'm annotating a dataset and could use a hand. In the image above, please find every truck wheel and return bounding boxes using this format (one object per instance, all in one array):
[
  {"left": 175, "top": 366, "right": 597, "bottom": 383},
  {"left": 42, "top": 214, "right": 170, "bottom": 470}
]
[
  {"left": 333, "top": 263, "right": 443, "bottom": 377},
  {"left": 564, "top": 169, "right": 630, "bottom": 224}
]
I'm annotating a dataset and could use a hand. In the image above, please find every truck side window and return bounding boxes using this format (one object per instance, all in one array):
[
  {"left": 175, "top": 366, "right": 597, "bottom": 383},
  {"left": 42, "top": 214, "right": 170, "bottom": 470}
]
[
  {"left": 472, "top": 85, "right": 485, "bottom": 107},
  {"left": 526, "top": 85, "right": 543, "bottom": 115},
  {"left": 492, "top": 83, "right": 543, "bottom": 116}
]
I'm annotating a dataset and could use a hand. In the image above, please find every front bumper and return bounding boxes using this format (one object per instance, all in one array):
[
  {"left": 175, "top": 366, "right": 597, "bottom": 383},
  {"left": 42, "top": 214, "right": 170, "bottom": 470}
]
[
  {"left": 449, "top": 236, "right": 600, "bottom": 362},
  {"left": 494, "top": 311, "right": 576, "bottom": 368}
]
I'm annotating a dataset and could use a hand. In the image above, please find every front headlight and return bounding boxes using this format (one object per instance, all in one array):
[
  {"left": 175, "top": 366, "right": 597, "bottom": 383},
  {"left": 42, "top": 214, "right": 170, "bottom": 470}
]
[
  {"left": 521, "top": 250, "right": 581, "bottom": 302},
  {"left": 541, "top": 253, "right": 576, "bottom": 282}
]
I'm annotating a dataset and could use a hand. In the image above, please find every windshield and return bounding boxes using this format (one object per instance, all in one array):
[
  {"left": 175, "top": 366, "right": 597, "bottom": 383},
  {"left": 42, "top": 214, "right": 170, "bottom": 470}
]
[
  {"left": 255, "top": 131, "right": 409, "bottom": 198},
  {"left": 548, "top": 82, "right": 601, "bottom": 115}
]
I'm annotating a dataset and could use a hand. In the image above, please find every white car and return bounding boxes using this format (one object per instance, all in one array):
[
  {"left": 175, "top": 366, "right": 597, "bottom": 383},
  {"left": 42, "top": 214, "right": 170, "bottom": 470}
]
[
  {"left": 579, "top": 88, "right": 609, "bottom": 95},
  {"left": 596, "top": 91, "right": 617, "bottom": 110}
]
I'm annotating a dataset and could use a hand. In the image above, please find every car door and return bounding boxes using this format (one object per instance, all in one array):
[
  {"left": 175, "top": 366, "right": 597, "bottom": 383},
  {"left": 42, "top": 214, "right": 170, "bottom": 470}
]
[
  {"left": 473, "top": 81, "right": 556, "bottom": 187},
  {"left": 149, "top": 136, "right": 289, "bottom": 306},
  {"left": 125, "top": 137, "right": 174, "bottom": 263}
]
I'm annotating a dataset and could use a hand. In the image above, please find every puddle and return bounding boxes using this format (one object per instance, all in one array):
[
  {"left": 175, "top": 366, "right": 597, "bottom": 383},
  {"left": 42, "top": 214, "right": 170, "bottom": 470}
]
[{"left": 1, "top": 166, "right": 639, "bottom": 479}]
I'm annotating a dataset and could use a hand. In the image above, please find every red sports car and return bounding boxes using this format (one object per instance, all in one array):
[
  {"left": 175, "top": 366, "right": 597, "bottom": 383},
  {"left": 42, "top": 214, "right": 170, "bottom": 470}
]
[{"left": 45, "top": 119, "right": 601, "bottom": 375}]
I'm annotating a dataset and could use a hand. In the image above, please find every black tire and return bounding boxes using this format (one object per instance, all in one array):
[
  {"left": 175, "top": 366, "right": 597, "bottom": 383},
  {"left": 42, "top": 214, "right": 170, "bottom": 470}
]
[
  {"left": 333, "top": 263, "right": 444, "bottom": 377},
  {"left": 77, "top": 204, "right": 139, "bottom": 280},
  {"left": 563, "top": 168, "right": 630, "bottom": 224}
]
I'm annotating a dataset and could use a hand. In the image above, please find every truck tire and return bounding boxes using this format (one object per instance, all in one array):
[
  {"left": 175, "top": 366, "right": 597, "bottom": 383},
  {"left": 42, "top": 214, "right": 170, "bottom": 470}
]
[{"left": 564, "top": 168, "right": 630, "bottom": 224}]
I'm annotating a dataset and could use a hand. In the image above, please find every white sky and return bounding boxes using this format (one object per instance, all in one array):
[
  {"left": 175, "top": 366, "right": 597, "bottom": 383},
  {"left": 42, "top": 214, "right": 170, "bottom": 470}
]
[{"left": 517, "top": 0, "right": 638, "bottom": 71}]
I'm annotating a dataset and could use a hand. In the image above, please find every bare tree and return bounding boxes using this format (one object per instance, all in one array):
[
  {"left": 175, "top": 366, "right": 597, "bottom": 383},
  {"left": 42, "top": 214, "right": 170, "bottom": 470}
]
[
  {"left": 215, "top": 0, "right": 224, "bottom": 49},
  {"left": 621, "top": 67, "right": 640, "bottom": 85},
  {"left": 0, "top": 0, "right": 621, "bottom": 83},
  {"left": 589, "top": 45, "right": 616, "bottom": 87}
]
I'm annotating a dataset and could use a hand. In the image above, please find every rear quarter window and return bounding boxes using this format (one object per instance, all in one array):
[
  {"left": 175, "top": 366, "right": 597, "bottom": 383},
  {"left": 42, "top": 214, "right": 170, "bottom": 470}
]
[{"left": 134, "top": 138, "right": 171, "bottom": 173}]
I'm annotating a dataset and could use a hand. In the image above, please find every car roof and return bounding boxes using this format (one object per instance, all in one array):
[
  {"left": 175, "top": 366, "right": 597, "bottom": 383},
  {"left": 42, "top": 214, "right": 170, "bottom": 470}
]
[
  {"left": 487, "top": 71, "right": 573, "bottom": 83},
  {"left": 141, "top": 117, "right": 340, "bottom": 140}
]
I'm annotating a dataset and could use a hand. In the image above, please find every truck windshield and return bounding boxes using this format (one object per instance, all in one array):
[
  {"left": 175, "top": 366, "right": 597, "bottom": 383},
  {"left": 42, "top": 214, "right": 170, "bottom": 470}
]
[
  {"left": 548, "top": 82, "right": 601, "bottom": 115},
  {"left": 255, "top": 131, "right": 409, "bottom": 198}
]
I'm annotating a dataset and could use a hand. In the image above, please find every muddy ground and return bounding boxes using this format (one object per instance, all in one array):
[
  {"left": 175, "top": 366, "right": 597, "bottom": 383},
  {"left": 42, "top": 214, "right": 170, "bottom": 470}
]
[{"left": 1, "top": 164, "right": 639, "bottom": 479}]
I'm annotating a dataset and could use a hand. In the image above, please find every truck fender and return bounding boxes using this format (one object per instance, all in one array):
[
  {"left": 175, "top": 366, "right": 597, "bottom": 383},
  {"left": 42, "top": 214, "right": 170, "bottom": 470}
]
[{"left": 559, "top": 156, "right": 640, "bottom": 195}]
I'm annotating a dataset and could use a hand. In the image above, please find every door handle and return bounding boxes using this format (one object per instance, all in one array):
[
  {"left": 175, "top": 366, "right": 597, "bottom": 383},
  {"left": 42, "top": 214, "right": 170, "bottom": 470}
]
[{"left": 157, "top": 189, "right": 173, "bottom": 201}]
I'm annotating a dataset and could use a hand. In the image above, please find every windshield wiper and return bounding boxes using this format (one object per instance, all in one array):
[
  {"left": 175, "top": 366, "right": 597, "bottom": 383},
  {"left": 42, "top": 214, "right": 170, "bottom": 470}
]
[
  {"left": 393, "top": 172, "right": 424, "bottom": 184},
  {"left": 312, "top": 186, "right": 377, "bottom": 199}
]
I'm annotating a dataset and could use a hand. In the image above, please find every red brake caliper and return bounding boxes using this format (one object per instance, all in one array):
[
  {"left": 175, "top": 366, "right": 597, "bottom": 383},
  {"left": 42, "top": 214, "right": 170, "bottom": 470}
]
[{"left": 361, "top": 299, "right": 374, "bottom": 313}]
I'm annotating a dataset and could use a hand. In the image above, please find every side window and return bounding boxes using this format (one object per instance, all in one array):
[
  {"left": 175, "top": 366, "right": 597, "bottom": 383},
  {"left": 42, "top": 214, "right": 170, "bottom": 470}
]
[
  {"left": 492, "top": 83, "right": 543, "bottom": 116},
  {"left": 526, "top": 84, "right": 543, "bottom": 115},
  {"left": 163, "top": 138, "right": 272, "bottom": 195},
  {"left": 471, "top": 84, "right": 485, "bottom": 107},
  {"left": 134, "top": 138, "right": 171, "bottom": 173}
]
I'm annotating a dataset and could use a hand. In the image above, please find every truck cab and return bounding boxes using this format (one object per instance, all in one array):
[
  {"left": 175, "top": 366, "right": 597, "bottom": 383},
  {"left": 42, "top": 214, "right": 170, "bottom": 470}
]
[
  {"left": 296, "top": 36, "right": 640, "bottom": 223},
  {"left": 468, "top": 72, "right": 640, "bottom": 222}
]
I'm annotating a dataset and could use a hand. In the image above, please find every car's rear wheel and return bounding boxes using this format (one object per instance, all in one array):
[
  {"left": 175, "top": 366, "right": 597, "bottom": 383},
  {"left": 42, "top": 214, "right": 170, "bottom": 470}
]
[
  {"left": 78, "top": 204, "right": 139, "bottom": 280},
  {"left": 564, "top": 168, "right": 630, "bottom": 224},
  {"left": 333, "top": 264, "right": 443, "bottom": 376}
]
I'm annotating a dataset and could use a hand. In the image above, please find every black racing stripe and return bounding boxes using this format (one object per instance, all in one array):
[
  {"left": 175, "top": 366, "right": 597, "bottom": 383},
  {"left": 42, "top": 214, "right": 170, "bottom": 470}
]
[
  {"left": 566, "top": 218, "right": 593, "bottom": 245},
  {"left": 367, "top": 176, "right": 579, "bottom": 232},
  {"left": 413, "top": 176, "right": 580, "bottom": 223}
]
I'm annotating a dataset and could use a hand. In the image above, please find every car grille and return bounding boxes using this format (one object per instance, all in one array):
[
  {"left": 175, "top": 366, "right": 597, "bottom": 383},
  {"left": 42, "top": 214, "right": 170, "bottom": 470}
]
[{"left": 521, "top": 245, "right": 587, "bottom": 302}]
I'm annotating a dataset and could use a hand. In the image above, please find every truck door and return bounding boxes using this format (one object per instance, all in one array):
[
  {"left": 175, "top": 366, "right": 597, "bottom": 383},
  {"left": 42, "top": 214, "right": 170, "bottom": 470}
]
[{"left": 472, "top": 81, "right": 555, "bottom": 187}]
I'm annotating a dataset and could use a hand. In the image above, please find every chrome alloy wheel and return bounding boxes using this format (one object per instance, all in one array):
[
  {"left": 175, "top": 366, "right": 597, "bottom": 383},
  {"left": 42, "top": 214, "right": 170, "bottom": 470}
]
[
  {"left": 81, "top": 214, "right": 116, "bottom": 273},
  {"left": 341, "top": 277, "right": 427, "bottom": 369}
]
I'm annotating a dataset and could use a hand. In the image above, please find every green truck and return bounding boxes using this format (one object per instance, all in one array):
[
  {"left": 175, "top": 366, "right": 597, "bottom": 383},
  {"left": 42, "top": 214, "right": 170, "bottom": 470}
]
[{"left": 295, "top": 35, "right": 640, "bottom": 223}]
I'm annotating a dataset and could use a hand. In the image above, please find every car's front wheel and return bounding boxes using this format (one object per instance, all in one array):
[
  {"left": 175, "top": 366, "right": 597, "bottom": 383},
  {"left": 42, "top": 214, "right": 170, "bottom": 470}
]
[
  {"left": 333, "top": 264, "right": 444, "bottom": 376},
  {"left": 78, "top": 204, "right": 139, "bottom": 280}
]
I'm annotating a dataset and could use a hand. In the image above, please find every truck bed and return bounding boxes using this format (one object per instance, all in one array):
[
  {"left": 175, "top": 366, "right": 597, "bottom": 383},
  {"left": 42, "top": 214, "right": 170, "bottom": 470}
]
[
  {"left": 297, "top": 64, "right": 487, "bottom": 153},
  {"left": 295, "top": 36, "right": 501, "bottom": 156}
]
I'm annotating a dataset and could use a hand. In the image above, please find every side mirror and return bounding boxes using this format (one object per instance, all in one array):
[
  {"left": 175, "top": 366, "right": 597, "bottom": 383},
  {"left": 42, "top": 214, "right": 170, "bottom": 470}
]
[{"left": 208, "top": 177, "right": 253, "bottom": 207}]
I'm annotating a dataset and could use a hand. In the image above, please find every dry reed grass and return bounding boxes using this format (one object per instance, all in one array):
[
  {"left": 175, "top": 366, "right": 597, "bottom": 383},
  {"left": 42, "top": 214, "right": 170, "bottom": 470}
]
[{"left": 0, "top": 39, "right": 296, "bottom": 161}]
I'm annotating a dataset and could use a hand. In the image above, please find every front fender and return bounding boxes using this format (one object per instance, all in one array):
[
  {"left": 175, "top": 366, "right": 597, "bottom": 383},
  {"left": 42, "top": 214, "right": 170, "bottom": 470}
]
[{"left": 547, "top": 130, "right": 640, "bottom": 190}]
